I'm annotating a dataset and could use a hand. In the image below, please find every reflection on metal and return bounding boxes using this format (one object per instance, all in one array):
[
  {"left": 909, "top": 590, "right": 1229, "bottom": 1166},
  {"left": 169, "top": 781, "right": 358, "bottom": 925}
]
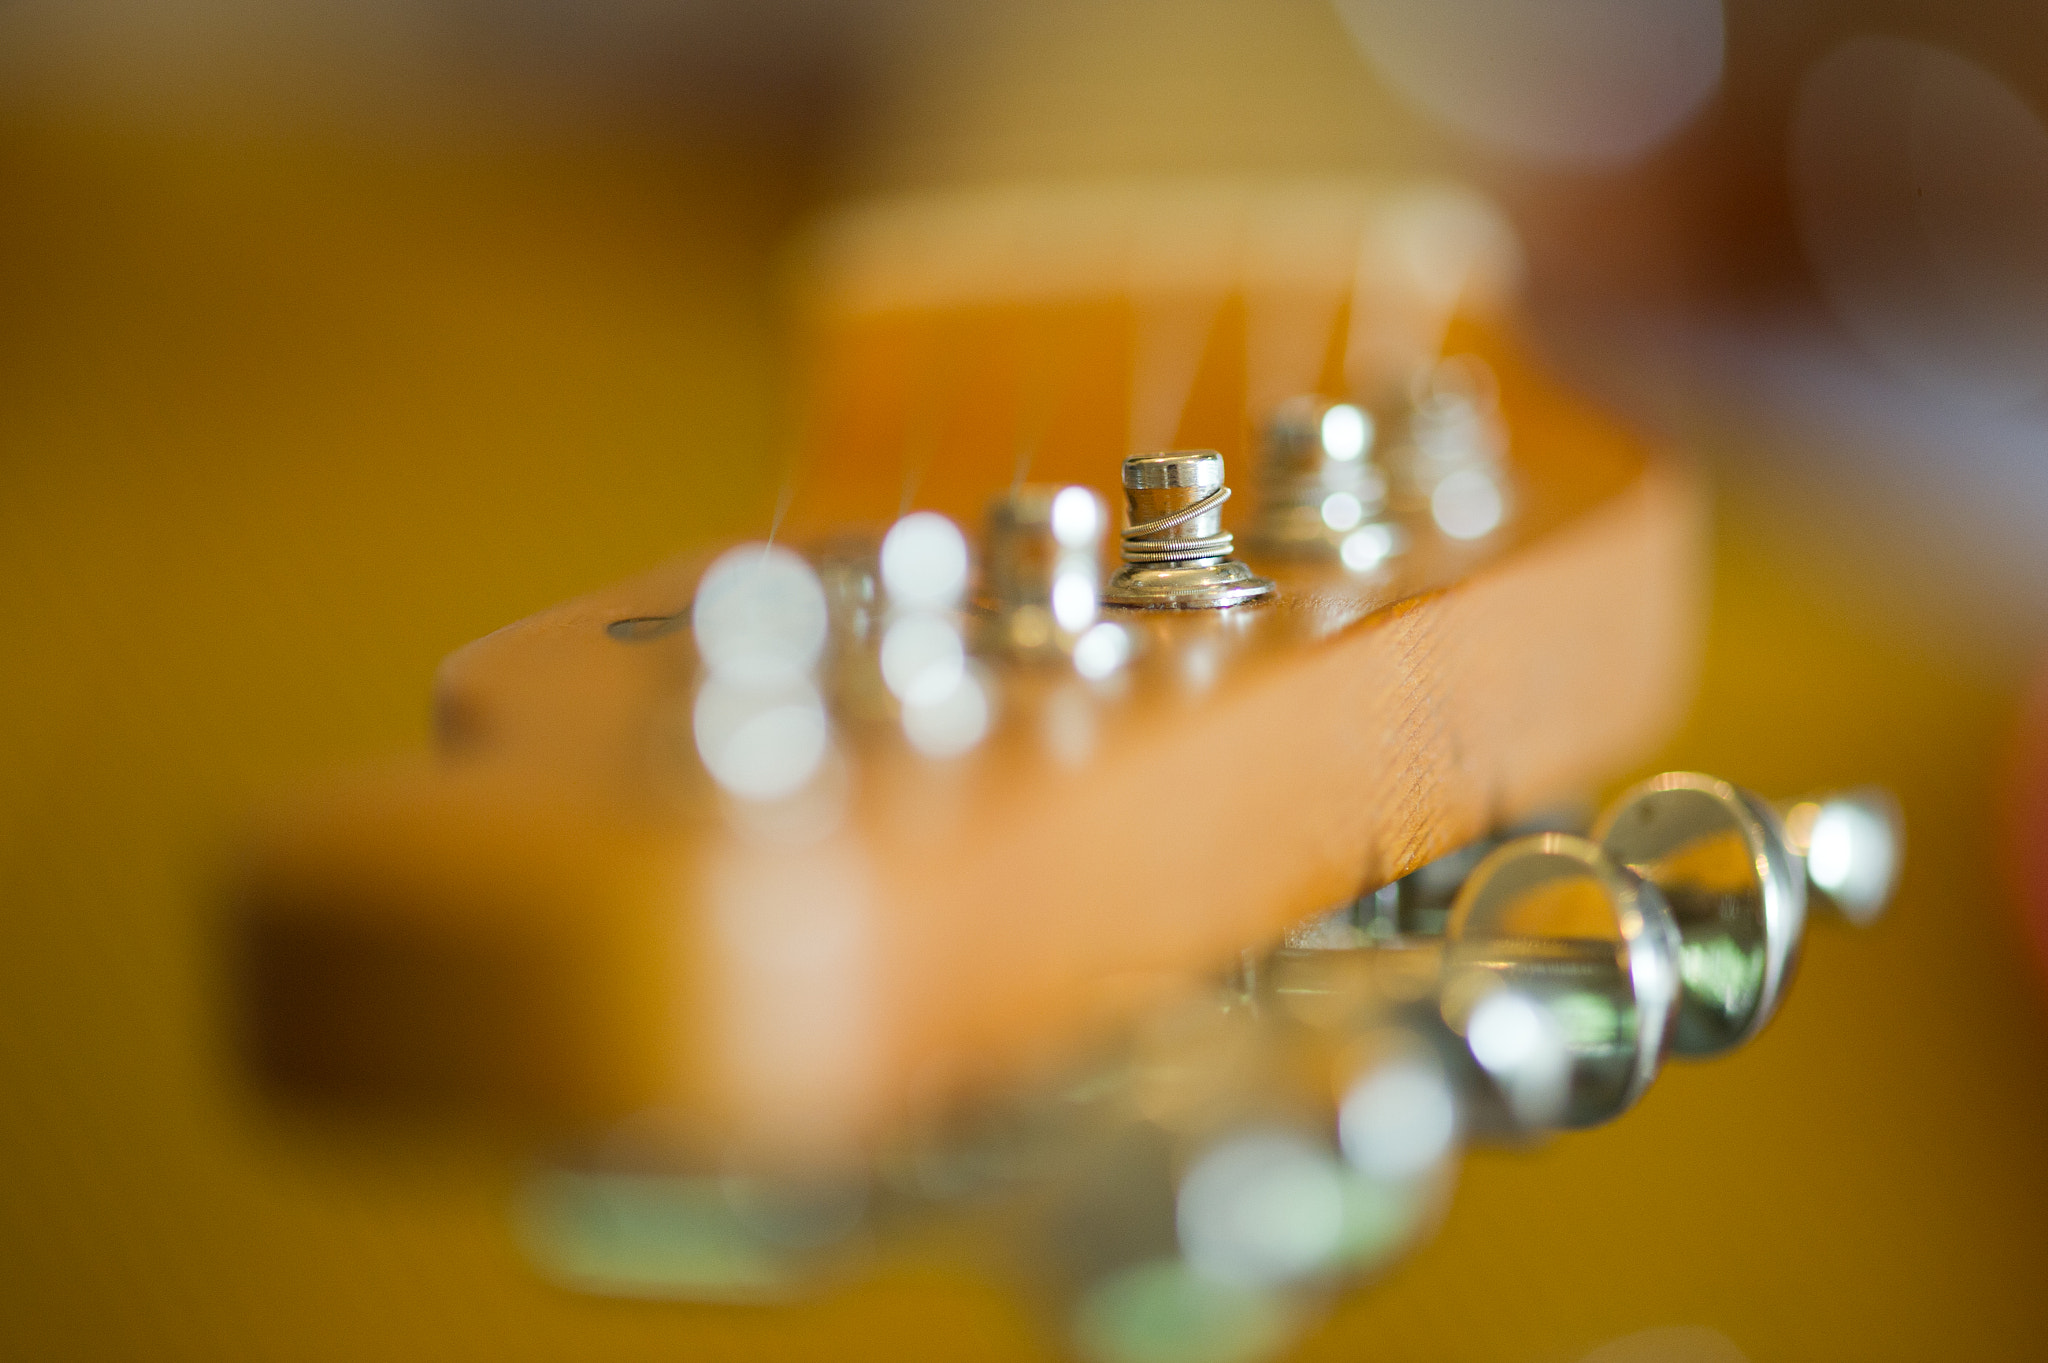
[
  {"left": 1104, "top": 452, "right": 1275, "bottom": 609},
  {"left": 1250, "top": 397, "right": 1403, "bottom": 568},
  {"left": 1177, "top": 1130, "right": 1349, "bottom": 1287},
  {"left": 1462, "top": 987, "right": 1571, "bottom": 1128},
  {"left": 1594, "top": 773, "right": 1807, "bottom": 1056},
  {"left": 1289, "top": 805, "right": 1589, "bottom": 944},
  {"left": 901, "top": 663, "right": 991, "bottom": 757},
  {"left": 1073, "top": 622, "right": 1134, "bottom": 680},
  {"left": 692, "top": 544, "right": 829, "bottom": 687},
  {"left": 1444, "top": 833, "right": 1681, "bottom": 1128},
  {"left": 881, "top": 510, "right": 972, "bottom": 609},
  {"left": 690, "top": 545, "right": 835, "bottom": 802},
  {"left": 1336, "top": 1046, "right": 1460, "bottom": 1183},
  {"left": 1035, "top": 999, "right": 1453, "bottom": 1363},
  {"left": 1431, "top": 467, "right": 1506, "bottom": 540},
  {"left": 1379, "top": 356, "right": 1513, "bottom": 540},
  {"left": 1780, "top": 788, "right": 1903, "bottom": 926},
  {"left": 514, "top": 767, "right": 1897, "bottom": 1363},
  {"left": 692, "top": 677, "right": 831, "bottom": 802},
  {"left": 983, "top": 484, "right": 1131, "bottom": 679}
]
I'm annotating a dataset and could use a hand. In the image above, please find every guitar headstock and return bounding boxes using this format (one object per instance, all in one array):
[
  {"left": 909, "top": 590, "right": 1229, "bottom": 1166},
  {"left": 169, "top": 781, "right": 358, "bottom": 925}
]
[
  {"left": 235, "top": 169, "right": 1728, "bottom": 1186},
  {"left": 235, "top": 178, "right": 1704, "bottom": 1168},
  {"left": 216, "top": 178, "right": 1923, "bottom": 1363}
]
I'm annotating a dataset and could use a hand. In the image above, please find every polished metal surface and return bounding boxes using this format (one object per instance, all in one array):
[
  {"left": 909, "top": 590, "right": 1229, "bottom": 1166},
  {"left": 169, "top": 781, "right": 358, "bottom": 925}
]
[
  {"left": 980, "top": 483, "right": 1130, "bottom": 675},
  {"left": 1380, "top": 356, "right": 1512, "bottom": 541},
  {"left": 520, "top": 763, "right": 1897, "bottom": 1360},
  {"left": 1593, "top": 773, "right": 1807, "bottom": 1057},
  {"left": 1443, "top": 833, "right": 1681, "bottom": 1128},
  {"left": 808, "top": 515, "right": 997, "bottom": 757},
  {"left": 1104, "top": 451, "right": 1276, "bottom": 609},
  {"left": 1779, "top": 788, "right": 1904, "bottom": 926},
  {"left": 1249, "top": 397, "right": 1403, "bottom": 569}
]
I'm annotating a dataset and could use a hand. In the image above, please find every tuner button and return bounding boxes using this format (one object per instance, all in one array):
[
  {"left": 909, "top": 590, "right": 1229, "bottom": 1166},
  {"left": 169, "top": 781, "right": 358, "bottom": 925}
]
[
  {"left": 1442, "top": 833, "right": 1681, "bottom": 1128},
  {"left": 1778, "top": 788, "right": 1903, "bottom": 927},
  {"left": 1598, "top": 775, "right": 1902, "bottom": 1051},
  {"left": 1103, "top": 451, "right": 1275, "bottom": 610},
  {"left": 1592, "top": 773, "right": 1810, "bottom": 1059},
  {"left": 1047, "top": 1005, "right": 1453, "bottom": 1363}
]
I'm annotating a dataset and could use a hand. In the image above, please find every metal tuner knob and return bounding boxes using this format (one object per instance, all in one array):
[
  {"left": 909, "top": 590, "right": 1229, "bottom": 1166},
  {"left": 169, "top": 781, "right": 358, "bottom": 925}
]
[
  {"left": 1440, "top": 833, "right": 1683, "bottom": 1129},
  {"left": 1591, "top": 772, "right": 1901, "bottom": 1060}
]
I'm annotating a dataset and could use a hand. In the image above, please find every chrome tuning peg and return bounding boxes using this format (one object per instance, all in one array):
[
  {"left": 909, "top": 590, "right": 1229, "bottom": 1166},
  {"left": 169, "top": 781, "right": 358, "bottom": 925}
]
[
  {"left": 1591, "top": 773, "right": 1901, "bottom": 1059},
  {"left": 1016, "top": 997, "right": 1457, "bottom": 1363},
  {"left": 1778, "top": 788, "right": 1904, "bottom": 927},
  {"left": 1103, "top": 451, "right": 1274, "bottom": 610},
  {"left": 979, "top": 483, "right": 1132, "bottom": 679},
  {"left": 1249, "top": 397, "right": 1403, "bottom": 572},
  {"left": 1441, "top": 833, "right": 1682, "bottom": 1129},
  {"left": 1382, "top": 355, "right": 1511, "bottom": 542}
]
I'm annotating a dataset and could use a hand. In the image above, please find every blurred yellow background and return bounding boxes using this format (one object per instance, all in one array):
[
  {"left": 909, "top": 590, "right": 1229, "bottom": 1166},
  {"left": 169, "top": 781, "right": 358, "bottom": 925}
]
[{"left": 6, "top": 3, "right": 2048, "bottom": 1356}]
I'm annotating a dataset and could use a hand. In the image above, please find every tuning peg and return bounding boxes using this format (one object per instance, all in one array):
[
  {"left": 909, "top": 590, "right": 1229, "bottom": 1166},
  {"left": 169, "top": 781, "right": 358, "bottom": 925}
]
[
  {"left": 1778, "top": 788, "right": 1904, "bottom": 927},
  {"left": 979, "top": 483, "right": 1132, "bottom": 679},
  {"left": 1591, "top": 773, "right": 1901, "bottom": 1060},
  {"left": 1012, "top": 997, "right": 1456, "bottom": 1363},
  {"left": 688, "top": 544, "right": 835, "bottom": 803},
  {"left": 1257, "top": 934, "right": 1572, "bottom": 1141},
  {"left": 1249, "top": 397, "right": 1404, "bottom": 572},
  {"left": 824, "top": 511, "right": 993, "bottom": 758},
  {"left": 1382, "top": 355, "right": 1511, "bottom": 541},
  {"left": 1440, "top": 833, "right": 1682, "bottom": 1128},
  {"left": 1103, "top": 451, "right": 1275, "bottom": 609}
]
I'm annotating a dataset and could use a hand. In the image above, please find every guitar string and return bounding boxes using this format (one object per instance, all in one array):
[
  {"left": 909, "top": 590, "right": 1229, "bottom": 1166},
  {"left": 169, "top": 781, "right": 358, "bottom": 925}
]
[
  {"left": 896, "top": 310, "right": 966, "bottom": 519},
  {"left": 1009, "top": 304, "right": 1084, "bottom": 490},
  {"left": 761, "top": 317, "right": 830, "bottom": 555},
  {"left": 1128, "top": 289, "right": 1228, "bottom": 458}
]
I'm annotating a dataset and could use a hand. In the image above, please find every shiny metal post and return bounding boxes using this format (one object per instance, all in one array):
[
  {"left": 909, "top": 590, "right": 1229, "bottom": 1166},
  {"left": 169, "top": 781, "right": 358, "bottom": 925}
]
[{"left": 1103, "top": 451, "right": 1274, "bottom": 609}]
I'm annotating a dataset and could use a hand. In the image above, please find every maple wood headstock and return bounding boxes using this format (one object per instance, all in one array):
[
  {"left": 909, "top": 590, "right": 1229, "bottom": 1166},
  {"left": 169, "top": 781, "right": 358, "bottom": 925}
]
[{"left": 234, "top": 179, "right": 1704, "bottom": 1167}]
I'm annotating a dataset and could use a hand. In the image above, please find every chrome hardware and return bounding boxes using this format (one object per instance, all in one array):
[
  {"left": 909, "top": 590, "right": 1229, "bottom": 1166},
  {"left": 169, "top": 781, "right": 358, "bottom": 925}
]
[
  {"left": 1250, "top": 397, "right": 1403, "bottom": 571},
  {"left": 1442, "top": 833, "right": 1682, "bottom": 1128},
  {"left": 521, "top": 771, "right": 1896, "bottom": 1361},
  {"left": 980, "top": 484, "right": 1131, "bottom": 678},
  {"left": 1103, "top": 451, "right": 1275, "bottom": 609},
  {"left": 1274, "top": 774, "right": 1898, "bottom": 1128},
  {"left": 1382, "top": 356, "right": 1511, "bottom": 541},
  {"left": 1779, "top": 788, "right": 1903, "bottom": 926},
  {"left": 688, "top": 544, "right": 835, "bottom": 803},
  {"left": 876, "top": 511, "right": 992, "bottom": 758},
  {"left": 812, "top": 515, "right": 994, "bottom": 757},
  {"left": 1286, "top": 805, "right": 1590, "bottom": 946},
  {"left": 1038, "top": 1001, "right": 1457, "bottom": 1363},
  {"left": 1594, "top": 773, "right": 1900, "bottom": 1057},
  {"left": 1592, "top": 774, "right": 1805, "bottom": 1057}
]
